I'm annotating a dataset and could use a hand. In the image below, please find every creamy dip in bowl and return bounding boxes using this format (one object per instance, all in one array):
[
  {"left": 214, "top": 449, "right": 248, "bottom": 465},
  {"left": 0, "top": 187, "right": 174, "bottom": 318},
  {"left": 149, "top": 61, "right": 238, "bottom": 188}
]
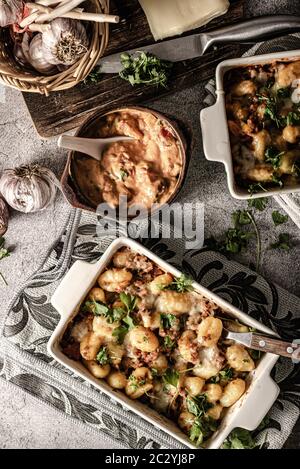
[{"left": 61, "top": 106, "right": 187, "bottom": 213}]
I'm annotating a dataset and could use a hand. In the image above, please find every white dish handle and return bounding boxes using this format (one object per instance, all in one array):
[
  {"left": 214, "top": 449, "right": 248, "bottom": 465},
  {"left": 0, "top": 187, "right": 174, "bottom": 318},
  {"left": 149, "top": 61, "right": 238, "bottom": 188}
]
[
  {"left": 200, "top": 96, "right": 230, "bottom": 163},
  {"left": 51, "top": 260, "right": 101, "bottom": 318}
]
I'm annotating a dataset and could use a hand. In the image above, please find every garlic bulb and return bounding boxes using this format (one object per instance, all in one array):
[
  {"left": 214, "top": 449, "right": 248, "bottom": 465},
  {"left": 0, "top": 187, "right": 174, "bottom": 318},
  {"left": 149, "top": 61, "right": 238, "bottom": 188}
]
[
  {"left": 0, "top": 164, "right": 58, "bottom": 213},
  {"left": 41, "top": 18, "right": 89, "bottom": 66},
  {"left": 29, "top": 33, "right": 57, "bottom": 74},
  {"left": 0, "top": 0, "right": 23, "bottom": 28},
  {"left": 0, "top": 196, "right": 9, "bottom": 236}
]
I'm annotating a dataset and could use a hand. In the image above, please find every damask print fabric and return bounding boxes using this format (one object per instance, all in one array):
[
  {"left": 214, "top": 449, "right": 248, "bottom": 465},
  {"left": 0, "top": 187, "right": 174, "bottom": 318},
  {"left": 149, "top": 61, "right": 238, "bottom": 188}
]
[{"left": 0, "top": 208, "right": 299, "bottom": 449}]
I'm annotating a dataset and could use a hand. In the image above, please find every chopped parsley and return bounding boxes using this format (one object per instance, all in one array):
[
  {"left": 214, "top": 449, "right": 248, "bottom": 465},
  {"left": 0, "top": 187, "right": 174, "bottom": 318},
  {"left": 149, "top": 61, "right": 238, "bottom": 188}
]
[
  {"left": 286, "top": 111, "right": 300, "bottom": 126},
  {"left": 161, "top": 274, "right": 194, "bottom": 293},
  {"left": 119, "top": 52, "right": 173, "bottom": 88},
  {"left": 270, "top": 233, "right": 291, "bottom": 250},
  {"left": 265, "top": 147, "right": 284, "bottom": 170},
  {"left": 248, "top": 183, "right": 267, "bottom": 195},
  {"left": 272, "top": 210, "right": 288, "bottom": 226},
  {"left": 163, "top": 335, "right": 175, "bottom": 351},
  {"left": 186, "top": 394, "right": 212, "bottom": 418},
  {"left": 128, "top": 374, "right": 145, "bottom": 391},
  {"left": 248, "top": 197, "right": 268, "bottom": 211},
  {"left": 160, "top": 313, "right": 177, "bottom": 329},
  {"left": 189, "top": 416, "right": 218, "bottom": 447},
  {"left": 162, "top": 369, "right": 179, "bottom": 388},
  {"left": 96, "top": 346, "right": 110, "bottom": 366},
  {"left": 222, "top": 427, "right": 257, "bottom": 449}
]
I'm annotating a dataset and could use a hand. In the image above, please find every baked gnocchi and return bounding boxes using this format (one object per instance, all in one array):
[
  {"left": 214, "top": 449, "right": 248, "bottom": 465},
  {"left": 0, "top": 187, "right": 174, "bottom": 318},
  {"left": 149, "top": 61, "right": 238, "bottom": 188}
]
[
  {"left": 225, "top": 60, "right": 300, "bottom": 193},
  {"left": 61, "top": 247, "right": 260, "bottom": 447}
]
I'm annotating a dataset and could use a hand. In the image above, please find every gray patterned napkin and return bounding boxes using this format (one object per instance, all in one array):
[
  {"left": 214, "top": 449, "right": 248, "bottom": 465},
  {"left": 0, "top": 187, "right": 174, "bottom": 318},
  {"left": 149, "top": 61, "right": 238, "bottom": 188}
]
[{"left": 0, "top": 208, "right": 299, "bottom": 449}]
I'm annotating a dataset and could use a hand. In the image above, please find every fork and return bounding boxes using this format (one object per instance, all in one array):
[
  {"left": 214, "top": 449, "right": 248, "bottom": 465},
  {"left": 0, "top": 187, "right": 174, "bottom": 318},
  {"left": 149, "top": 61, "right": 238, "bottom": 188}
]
[{"left": 223, "top": 329, "right": 300, "bottom": 360}]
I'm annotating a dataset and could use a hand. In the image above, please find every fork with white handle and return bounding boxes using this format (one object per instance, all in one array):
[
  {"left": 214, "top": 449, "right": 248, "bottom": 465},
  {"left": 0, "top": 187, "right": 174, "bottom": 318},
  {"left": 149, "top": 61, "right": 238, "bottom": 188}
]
[{"left": 224, "top": 329, "right": 300, "bottom": 361}]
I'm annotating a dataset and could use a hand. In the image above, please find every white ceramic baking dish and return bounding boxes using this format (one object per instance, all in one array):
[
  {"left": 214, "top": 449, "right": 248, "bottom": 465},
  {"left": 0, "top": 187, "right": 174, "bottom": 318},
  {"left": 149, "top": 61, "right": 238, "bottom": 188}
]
[
  {"left": 200, "top": 50, "right": 300, "bottom": 200},
  {"left": 48, "top": 237, "right": 279, "bottom": 449}
]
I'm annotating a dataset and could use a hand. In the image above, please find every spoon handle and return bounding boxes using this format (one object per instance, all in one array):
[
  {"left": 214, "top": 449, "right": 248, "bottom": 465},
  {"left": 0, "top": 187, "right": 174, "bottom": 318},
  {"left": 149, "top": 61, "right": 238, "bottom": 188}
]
[{"left": 58, "top": 135, "right": 102, "bottom": 161}]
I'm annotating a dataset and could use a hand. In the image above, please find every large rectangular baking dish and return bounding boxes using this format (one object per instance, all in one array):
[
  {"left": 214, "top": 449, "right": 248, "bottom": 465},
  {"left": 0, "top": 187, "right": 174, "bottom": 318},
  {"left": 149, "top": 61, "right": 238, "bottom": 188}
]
[
  {"left": 200, "top": 50, "right": 300, "bottom": 200},
  {"left": 48, "top": 237, "right": 279, "bottom": 449}
]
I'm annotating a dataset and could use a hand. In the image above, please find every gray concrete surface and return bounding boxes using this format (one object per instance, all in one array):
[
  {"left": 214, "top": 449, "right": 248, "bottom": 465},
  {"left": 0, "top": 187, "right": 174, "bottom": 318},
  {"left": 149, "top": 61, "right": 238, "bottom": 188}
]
[{"left": 0, "top": 0, "right": 300, "bottom": 449}]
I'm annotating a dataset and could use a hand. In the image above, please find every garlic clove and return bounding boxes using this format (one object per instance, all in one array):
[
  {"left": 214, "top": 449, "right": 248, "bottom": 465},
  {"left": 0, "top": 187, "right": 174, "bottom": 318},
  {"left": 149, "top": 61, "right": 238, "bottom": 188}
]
[
  {"left": 0, "top": 197, "right": 9, "bottom": 236},
  {"left": 41, "top": 18, "right": 89, "bottom": 66},
  {"left": 28, "top": 33, "right": 57, "bottom": 75},
  {"left": 0, "top": 164, "right": 58, "bottom": 214}
]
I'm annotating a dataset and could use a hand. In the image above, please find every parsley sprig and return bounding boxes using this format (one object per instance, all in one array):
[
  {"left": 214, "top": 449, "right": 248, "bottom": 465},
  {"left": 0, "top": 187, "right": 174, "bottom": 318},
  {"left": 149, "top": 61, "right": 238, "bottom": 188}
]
[
  {"left": 222, "top": 428, "right": 257, "bottom": 449},
  {"left": 0, "top": 236, "right": 10, "bottom": 285},
  {"left": 161, "top": 274, "right": 194, "bottom": 293},
  {"left": 119, "top": 52, "right": 173, "bottom": 88},
  {"left": 96, "top": 346, "right": 110, "bottom": 366},
  {"left": 272, "top": 210, "right": 288, "bottom": 226},
  {"left": 270, "top": 233, "right": 291, "bottom": 250},
  {"left": 248, "top": 197, "right": 268, "bottom": 211}
]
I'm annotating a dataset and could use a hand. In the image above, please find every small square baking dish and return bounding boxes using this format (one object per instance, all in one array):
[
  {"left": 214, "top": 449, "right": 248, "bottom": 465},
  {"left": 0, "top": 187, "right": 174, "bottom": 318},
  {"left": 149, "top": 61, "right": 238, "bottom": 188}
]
[
  {"left": 48, "top": 237, "right": 279, "bottom": 449},
  {"left": 200, "top": 50, "right": 300, "bottom": 200}
]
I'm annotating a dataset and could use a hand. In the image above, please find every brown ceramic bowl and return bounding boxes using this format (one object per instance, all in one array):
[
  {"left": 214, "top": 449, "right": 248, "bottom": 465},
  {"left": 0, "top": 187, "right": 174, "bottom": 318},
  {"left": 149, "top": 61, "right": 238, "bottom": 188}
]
[{"left": 60, "top": 106, "right": 191, "bottom": 215}]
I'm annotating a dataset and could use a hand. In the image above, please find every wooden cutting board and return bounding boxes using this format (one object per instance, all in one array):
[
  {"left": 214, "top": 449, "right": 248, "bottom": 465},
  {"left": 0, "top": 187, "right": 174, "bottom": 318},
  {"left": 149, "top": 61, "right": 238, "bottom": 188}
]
[{"left": 23, "top": 0, "right": 244, "bottom": 138}]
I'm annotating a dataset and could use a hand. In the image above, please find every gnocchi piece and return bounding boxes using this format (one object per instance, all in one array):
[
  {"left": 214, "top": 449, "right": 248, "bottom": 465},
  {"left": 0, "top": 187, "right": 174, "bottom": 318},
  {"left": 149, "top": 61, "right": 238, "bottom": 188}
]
[
  {"left": 178, "top": 330, "right": 199, "bottom": 364},
  {"left": 278, "top": 151, "right": 300, "bottom": 174},
  {"left": 125, "top": 367, "right": 153, "bottom": 399},
  {"left": 183, "top": 376, "right": 205, "bottom": 397},
  {"left": 156, "top": 290, "right": 192, "bottom": 315},
  {"left": 140, "top": 310, "right": 161, "bottom": 329},
  {"left": 148, "top": 273, "right": 173, "bottom": 295},
  {"left": 232, "top": 102, "right": 248, "bottom": 121},
  {"left": 276, "top": 61, "right": 300, "bottom": 87},
  {"left": 206, "top": 404, "right": 223, "bottom": 420},
  {"left": 70, "top": 317, "right": 92, "bottom": 343},
  {"left": 112, "top": 249, "right": 134, "bottom": 268},
  {"left": 151, "top": 354, "right": 168, "bottom": 374},
  {"left": 98, "top": 268, "right": 132, "bottom": 292},
  {"left": 246, "top": 164, "right": 274, "bottom": 182},
  {"left": 83, "top": 359, "right": 110, "bottom": 378},
  {"left": 193, "top": 346, "right": 224, "bottom": 380},
  {"left": 80, "top": 332, "right": 103, "bottom": 361},
  {"left": 107, "top": 371, "right": 127, "bottom": 389},
  {"left": 232, "top": 80, "right": 257, "bottom": 96},
  {"left": 220, "top": 378, "right": 246, "bottom": 407},
  {"left": 178, "top": 412, "right": 196, "bottom": 433},
  {"left": 93, "top": 315, "right": 120, "bottom": 340},
  {"left": 87, "top": 287, "right": 106, "bottom": 303},
  {"left": 197, "top": 317, "right": 223, "bottom": 347},
  {"left": 127, "top": 326, "right": 159, "bottom": 352},
  {"left": 106, "top": 342, "right": 124, "bottom": 367},
  {"left": 282, "top": 125, "right": 300, "bottom": 144},
  {"left": 252, "top": 130, "right": 271, "bottom": 161},
  {"left": 204, "top": 383, "right": 223, "bottom": 403},
  {"left": 226, "top": 344, "right": 255, "bottom": 372}
]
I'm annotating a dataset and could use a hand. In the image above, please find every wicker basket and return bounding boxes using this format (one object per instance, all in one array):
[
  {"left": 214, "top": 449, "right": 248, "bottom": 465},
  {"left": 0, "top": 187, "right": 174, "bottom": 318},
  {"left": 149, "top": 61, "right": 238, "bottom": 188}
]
[{"left": 0, "top": 0, "right": 109, "bottom": 95}]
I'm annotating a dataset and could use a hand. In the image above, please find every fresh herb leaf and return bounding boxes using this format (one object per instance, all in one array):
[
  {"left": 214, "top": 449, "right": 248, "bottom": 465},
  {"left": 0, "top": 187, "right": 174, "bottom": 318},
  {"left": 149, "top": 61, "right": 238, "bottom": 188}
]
[
  {"left": 122, "top": 314, "right": 135, "bottom": 330},
  {"left": 120, "top": 292, "right": 137, "bottom": 313},
  {"left": 161, "top": 274, "right": 194, "bottom": 293},
  {"left": 189, "top": 417, "right": 218, "bottom": 447},
  {"left": 162, "top": 369, "right": 179, "bottom": 388},
  {"left": 232, "top": 210, "right": 251, "bottom": 226},
  {"left": 286, "top": 111, "right": 300, "bottom": 126},
  {"left": 248, "top": 197, "right": 268, "bottom": 211},
  {"left": 277, "top": 87, "right": 290, "bottom": 99},
  {"left": 83, "top": 300, "right": 109, "bottom": 316},
  {"left": 272, "top": 210, "right": 288, "bottom": 226},
  {"left": 119, "top": 52, "right": 173, "bottom": 88},
  {"left": 128, "top": 374, "right": 145, "bottom": 391},
  {"left": 270, "top": 233, "right": 291, "bottom": 250},
  {"left": 163, "top": 335, "right": 175, "bottom": 351},
  {"left": 265, "top": 147, "right": 284, "bottom": 169},
  {"left": 151, "top": 368, "right": 159, "bottom": 377},
  {"left": 219, "top": 367, "right": 234, "bottom": 381},
  {"left": 222, "top": 428, "right": 257, "bottom": 449},
  {"left": 112, "top": 325, "right": 129, "bottom": 344},
  {"left": 160, "top": 313, "right": 177, "bottom": 329},
  {"left": 84, "top": 67, "right": 102, "bottom": 84},
  {"left": 248, "top": 183, "right": 267, "bottom": 195},
  {"left": 0, "top": 236, "right": 10, "bottom": 285},
  {"left": 272, "top": 173, "right": 284, "bottom": 187},
  {"left": 96, "top": 346, "right": 110, "bottom": 365},
  {"left": 120, "top": 169, "right": 128, "bottom": 181},
  {"left": 187, "top": 394, "right": 212, "bottom": 418}
]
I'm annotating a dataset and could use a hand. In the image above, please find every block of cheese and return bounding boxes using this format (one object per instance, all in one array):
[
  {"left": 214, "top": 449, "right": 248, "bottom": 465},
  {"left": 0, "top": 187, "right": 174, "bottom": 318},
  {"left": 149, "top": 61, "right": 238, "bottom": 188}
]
[{"left": 139, "top": 0, "right": 230, "bottom": 41}]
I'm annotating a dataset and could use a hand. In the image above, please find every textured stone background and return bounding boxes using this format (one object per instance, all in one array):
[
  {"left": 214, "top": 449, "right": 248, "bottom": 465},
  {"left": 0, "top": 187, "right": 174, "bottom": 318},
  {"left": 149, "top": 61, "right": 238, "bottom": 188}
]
[{"left": 0, "top": 0, "right": 299, "bottom": 449}]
